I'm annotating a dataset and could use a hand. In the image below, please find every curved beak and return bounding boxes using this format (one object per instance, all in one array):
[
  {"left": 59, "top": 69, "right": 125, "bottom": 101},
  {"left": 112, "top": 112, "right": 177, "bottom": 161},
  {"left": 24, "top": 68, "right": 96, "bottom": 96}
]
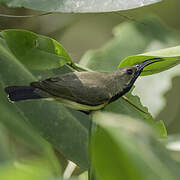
[
  {"left": 136, "top": 58, "right": 163, "bottom": 72},
  {"left": 128, "top": 58, "right": 163, "bottom": 87},
  {"left": 120, "top": 58, "right": 163, "bottom": 96}
]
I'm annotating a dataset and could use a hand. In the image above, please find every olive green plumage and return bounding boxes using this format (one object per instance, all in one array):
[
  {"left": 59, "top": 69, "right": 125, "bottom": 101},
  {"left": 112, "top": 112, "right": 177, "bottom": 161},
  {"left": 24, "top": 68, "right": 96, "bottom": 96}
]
[{"left": 31, "top": 66, "right": 137, "bottom": 107}]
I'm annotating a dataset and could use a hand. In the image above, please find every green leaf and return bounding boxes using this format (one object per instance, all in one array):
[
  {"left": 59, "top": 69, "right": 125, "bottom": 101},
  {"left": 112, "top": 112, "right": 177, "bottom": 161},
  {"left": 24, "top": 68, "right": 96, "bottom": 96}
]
[
  {"left": 0, "top": 124, "right": 12, "bottom": 163},
  {"left": 103, "top": 89, "right": 167, "bottom": 138},
  {"left": 0, "top": 36, "right": 89, "bottom": 169},
  {"left": 91, "top": 112, "right": 180, "bottom": 180},
  {"left": 119, "top": 46, "right": 180, "bottom": 76},
  {"left": 80, "top": 17, "right": 177, "bottom": 72},
  {"left": 0, "top": 0, "right": 161, "bottom": 13},
  {"left": 0, "top": 159, "right": 56, "bottom": 180},
  {"left": 1, "top": 29, "right": 72, "bottom": 70},
  {"left": 0, "top": 81, "right": 61, "bottom": 174}
]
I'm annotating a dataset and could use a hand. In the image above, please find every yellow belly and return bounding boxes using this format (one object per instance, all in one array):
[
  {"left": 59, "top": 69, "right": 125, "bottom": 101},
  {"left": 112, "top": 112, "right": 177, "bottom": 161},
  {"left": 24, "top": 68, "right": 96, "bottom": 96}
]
[{"left": 47, "top": 97, "right": 107, "bottom": 111}]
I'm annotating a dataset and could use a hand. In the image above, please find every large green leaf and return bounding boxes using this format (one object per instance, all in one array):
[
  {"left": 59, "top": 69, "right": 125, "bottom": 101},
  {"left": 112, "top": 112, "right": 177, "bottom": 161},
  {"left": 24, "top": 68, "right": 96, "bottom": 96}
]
[
  {"left": 119, "top": 46, "right": 180, "bottom": 76},
  {"left": 0, "top": 29, "right": 72, "bottom": 70},
  {"left": 103, "top": 89, "right": 167, "bottom": 138},
  {"left": 0, "top": 35, "right": 89, "bottom": 169},
  {"left": 91, "top": 112, "right": 180, "bottom": 180},
  {"left": 0, "top": 81, "right": 61, "bottom": 174},
  {"left": 0, "top": 0, "right": 161, "bottom": 13}
]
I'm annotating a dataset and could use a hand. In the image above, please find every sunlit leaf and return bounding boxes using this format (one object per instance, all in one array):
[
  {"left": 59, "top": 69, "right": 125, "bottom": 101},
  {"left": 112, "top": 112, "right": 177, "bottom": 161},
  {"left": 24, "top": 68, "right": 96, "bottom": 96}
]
[
  {"left": 1, "top": 29, "right": 72, "bottom": 70},
  {"left": 0, "top": 159, "right": 56, "bottom": 180},
  {"left": 0, "top": 0, "right": 161, "bottom": 13}
]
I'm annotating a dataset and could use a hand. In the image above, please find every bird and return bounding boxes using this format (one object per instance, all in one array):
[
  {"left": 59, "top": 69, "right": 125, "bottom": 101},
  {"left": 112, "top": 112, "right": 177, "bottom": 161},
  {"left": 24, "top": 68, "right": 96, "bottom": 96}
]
[{"left": 4, "top": 58, "right": 161, "bottom": 113}]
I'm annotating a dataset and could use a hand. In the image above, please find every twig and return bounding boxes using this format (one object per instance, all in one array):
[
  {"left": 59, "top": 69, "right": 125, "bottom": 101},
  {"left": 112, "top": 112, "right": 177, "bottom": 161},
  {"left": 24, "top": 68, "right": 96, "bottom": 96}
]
[
  {"left": 0, "top": 12, "right": 52, "bottom": 18},
  {"left": 122, "top": 95, "right": 148, "bottom": 114}
]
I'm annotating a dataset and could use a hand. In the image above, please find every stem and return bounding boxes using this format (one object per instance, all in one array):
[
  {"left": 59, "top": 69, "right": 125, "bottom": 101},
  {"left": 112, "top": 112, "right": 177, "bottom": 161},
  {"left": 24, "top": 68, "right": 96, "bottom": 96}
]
[
  {"left": 88, "top": 113, "right": 95, "bottom": 180},
  {"left": 0, "top": 12, "right": 52, "bottom": 18},
  {"left": 122, "top": 96, "right": 148, "bottom": 114}
]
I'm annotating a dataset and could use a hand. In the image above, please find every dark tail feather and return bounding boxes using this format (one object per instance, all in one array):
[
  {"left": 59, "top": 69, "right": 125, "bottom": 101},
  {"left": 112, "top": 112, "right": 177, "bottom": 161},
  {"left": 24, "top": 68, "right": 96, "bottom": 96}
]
[{"left": 4, "top": 86, "right": 42, "bottom": 102}]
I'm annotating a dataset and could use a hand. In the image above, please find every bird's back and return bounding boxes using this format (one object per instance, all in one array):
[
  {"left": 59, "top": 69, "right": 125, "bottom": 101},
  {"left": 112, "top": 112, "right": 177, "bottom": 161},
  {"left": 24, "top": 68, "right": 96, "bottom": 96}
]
[{"left": 31, "top": 71, "right": 111, "bottom": 106}]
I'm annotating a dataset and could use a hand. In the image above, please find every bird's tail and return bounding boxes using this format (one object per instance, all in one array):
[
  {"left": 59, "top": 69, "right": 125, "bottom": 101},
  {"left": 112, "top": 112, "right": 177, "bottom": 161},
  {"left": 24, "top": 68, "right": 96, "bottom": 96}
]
[{"left": 4, "top": 86, "right": 42, "bottom": 102}]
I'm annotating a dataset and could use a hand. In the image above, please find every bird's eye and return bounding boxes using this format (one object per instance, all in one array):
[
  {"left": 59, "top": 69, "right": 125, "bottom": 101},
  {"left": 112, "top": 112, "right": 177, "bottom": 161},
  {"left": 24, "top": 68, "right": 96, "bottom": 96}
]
[{"left": 127, "top": 69, "right": 133, "bottom": 75}]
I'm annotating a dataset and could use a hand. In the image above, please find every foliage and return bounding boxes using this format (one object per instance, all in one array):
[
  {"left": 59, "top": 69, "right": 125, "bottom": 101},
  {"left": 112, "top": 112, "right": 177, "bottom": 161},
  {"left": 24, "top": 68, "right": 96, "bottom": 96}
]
[
  {"left": 0, "top": 30, "right": 89, "bottom": 169},
  {"left": 91, "top": 112, "right": 180, "bottom": 180},
  {"left": 0, "top": 1, "right": 180, "bottom": 180}
]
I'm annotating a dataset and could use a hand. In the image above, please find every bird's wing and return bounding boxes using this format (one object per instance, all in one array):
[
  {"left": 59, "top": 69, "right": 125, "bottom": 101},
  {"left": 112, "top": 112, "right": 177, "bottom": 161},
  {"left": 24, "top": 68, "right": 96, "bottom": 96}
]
[{"left": 31, "top": 71, "right": 110, "bottom": 106}]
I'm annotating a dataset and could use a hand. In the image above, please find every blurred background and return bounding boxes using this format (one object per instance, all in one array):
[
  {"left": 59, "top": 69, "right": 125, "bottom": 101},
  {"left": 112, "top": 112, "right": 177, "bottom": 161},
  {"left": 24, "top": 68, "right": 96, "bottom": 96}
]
[
  {"left": 0, "top": 0, "right": 180, "bottom": 61},
  {"left": 1, "top": 0, "right": 180, "bottom": 179}
]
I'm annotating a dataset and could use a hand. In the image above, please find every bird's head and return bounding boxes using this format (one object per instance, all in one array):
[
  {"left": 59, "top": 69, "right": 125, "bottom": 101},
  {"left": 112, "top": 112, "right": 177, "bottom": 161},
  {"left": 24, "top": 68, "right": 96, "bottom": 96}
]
[{"left": 112, "top": 58, "right": 162, "bottom": 90}]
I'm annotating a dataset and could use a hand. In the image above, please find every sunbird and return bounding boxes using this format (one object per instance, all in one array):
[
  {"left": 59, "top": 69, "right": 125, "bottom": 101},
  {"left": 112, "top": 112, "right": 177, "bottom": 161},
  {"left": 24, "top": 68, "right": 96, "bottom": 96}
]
[{"left": 5, "top": 58, "right": 161, "bottom": 112}]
